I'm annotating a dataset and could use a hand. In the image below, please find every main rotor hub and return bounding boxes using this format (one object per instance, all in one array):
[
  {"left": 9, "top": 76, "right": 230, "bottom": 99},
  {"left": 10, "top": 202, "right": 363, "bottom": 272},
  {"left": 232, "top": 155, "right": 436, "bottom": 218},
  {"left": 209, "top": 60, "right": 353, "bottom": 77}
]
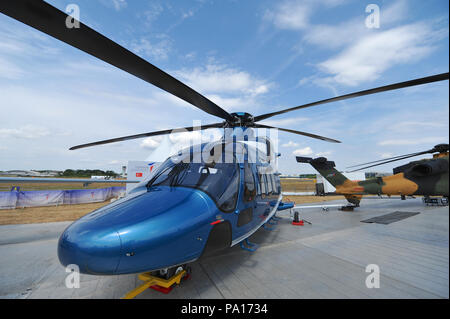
[
  {"left": 433, "top": 143, "right": 449, "bottom": 153},
  {"left": 228, "top": 112, "right": 255, "bottom": 127}
]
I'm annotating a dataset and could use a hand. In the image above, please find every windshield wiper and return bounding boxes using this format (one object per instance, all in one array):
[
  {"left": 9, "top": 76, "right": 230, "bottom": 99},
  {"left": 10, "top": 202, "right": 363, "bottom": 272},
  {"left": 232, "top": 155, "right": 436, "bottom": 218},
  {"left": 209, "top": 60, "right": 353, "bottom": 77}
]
[{"left": 168, "top": 162, "right": 190, "bottom": 188}]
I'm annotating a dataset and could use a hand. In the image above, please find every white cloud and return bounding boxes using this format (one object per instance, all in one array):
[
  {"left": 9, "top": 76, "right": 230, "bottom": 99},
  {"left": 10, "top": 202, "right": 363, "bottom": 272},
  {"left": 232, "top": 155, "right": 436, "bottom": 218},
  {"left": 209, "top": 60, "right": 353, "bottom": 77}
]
[
  {"left": 317, "top": 23, "right": 437, "bottom": 86},
  {"left": 303, "top": 0, "right": 409, "bottom": 50},
  {"left": 182, "top": 10, "right": 195, "bottom": 19},
  {"left": 98, "top": 0, "right": 127, "bottom": 11},
  {"left": 113, "top": 0, "right": 127, "bottom": 10},
  {"left": 101, "top": 0, "right": 127, "bottom": 11},
  {"left": 205, "top": 94, "right": 251, "bottom": 110},
  {"left": 380, "top": 153, "right": 393, "bottom": 159},
  {"left": 282, "top": 141, "right": 299, "bottom": 148},
  {"left": 293, "top": 146, "right": 313, "bottom": 156},
  {"left": 184, "top": 52, "right": 196, "bottom": 60},
  {"left": 141, "top": 3, "right": 164, "bottom": 24},
  {"left": 172, "top": 63, "right": 271, "bottom": 112},
  {"left": 381, "top": 0, "right": 409, "bottom": 25},
  {"left": 130, "top": 36, "right": 172, "bottom": 61},
  {"left": 268, "top": 0, "right": 446, "bottom": 88},
  {"left": 175, "top": 63, "right": 270, "bottom": 96},
  {"left": 303, "top": 21, "right": 361, "bottom": 50},
  {"left": 140, "top": 136, "right": 163, "bottom": 150},
  {"left": 264, "top": 0, "right": 347, "bottom": 30},
  {"left": 264, "top": 1, "right": 312, "bottom": 30},
  {"left": 0, "top": 125, "right": 50, "bottom": 139},
  {"left": 0, "top": 20, "right": 61, "bottom": 57}
]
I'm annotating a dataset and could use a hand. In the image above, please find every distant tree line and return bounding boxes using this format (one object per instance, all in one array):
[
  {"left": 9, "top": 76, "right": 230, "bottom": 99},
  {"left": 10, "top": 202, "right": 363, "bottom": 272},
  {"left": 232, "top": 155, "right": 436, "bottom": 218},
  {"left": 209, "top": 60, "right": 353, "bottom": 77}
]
[
  {"left": 298, "top": 174, "right": 317, "bottom": 179},
  {"left": 59, "top": 169, "right": 119, "bottom": 178}
]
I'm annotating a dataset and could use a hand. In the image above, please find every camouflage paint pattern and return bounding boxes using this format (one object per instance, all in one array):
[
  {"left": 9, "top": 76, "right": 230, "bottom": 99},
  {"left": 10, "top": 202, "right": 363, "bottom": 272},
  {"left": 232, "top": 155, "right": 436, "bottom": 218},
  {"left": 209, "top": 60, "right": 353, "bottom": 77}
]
[{"left": 296, "top": 153, "right": 449, "bottom": 206}]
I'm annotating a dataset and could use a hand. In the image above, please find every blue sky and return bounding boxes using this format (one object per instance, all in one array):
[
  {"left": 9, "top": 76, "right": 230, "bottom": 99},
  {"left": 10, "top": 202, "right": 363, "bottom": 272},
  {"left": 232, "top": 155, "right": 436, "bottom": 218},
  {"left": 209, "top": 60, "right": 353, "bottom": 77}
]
[{"left": 0, "top": 0, "right": 448, "bottom": 175}]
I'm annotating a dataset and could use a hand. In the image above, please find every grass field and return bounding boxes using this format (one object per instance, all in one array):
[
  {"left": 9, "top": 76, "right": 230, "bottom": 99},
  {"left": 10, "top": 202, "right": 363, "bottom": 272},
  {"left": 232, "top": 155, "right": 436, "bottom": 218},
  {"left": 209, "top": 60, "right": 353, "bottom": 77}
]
[
  {"left": 280, "top": 178, "right": 316, "bottom": 192},
  {"left": 0, "top": 179, "right": 126, "bottom": 192},
  {"left": 0, "top": 202, "right": 109, "bottom": 225}
]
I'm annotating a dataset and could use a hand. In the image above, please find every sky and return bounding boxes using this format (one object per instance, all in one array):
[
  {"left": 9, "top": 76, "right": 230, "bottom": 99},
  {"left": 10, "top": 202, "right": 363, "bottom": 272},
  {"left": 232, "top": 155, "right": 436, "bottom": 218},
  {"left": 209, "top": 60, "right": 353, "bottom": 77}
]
[{"left": 0, "top": 0, "right": 448, "bottom": 175}]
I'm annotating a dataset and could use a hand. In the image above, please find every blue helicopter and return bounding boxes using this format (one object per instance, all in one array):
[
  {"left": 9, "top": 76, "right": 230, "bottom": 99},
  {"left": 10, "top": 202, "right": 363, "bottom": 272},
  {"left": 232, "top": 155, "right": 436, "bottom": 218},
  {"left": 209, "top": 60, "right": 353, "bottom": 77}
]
[
  {"left": 59, "top": 133, "right": 287, "bottom": 275},
  {"left": 1, "top": 1, "right": 448, "bottom": 277}
]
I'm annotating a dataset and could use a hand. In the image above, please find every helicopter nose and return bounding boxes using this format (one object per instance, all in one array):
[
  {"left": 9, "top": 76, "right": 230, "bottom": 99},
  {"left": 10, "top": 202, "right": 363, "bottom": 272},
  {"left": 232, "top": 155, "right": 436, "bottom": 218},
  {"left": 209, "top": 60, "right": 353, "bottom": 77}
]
[{"left": 57, "top": 221, "right": 122, "bottom": 275}]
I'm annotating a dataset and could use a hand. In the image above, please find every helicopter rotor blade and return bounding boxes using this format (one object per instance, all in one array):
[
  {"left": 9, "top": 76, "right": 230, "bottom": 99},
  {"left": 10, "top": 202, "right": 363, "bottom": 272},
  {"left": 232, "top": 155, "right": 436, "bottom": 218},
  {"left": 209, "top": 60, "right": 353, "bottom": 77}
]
[
  {"left": 254, "top": 124, "right": 341, "bottom": 143},
  {"left": 0, "top": 0, "right": 233, "bottom": 122},
  {"left": 254, "top": 73, "right": 449, "bottom": 122},
  {"left": 345, "top": 153, "right": 428, "bottom": 173},
  {"left": 345, "top": 151, "right": 426, "bottom": 169},
  {"left": 69, "top": 123, "right": 224, "bottom": 150},
  {"left": 346, "top": 143, "right": 449, "bottom": 172}
]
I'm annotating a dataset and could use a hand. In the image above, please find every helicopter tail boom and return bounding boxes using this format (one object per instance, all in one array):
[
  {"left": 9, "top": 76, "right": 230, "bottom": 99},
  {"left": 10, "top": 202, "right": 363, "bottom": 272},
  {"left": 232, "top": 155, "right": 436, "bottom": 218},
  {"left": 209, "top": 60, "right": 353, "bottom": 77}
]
[
  {"left": 296, "top": 157, "right": 350, "bottom": 187},
  {"left": 296, "top": 156, "right": 363, "bottom": 205}
]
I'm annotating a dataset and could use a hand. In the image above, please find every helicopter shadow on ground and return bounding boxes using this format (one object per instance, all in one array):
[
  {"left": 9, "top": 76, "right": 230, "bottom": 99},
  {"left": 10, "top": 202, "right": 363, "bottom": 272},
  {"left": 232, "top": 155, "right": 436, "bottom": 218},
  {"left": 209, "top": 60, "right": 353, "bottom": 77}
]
[{"left": 182, "top": 215, "right": 291, "bottom": 298}]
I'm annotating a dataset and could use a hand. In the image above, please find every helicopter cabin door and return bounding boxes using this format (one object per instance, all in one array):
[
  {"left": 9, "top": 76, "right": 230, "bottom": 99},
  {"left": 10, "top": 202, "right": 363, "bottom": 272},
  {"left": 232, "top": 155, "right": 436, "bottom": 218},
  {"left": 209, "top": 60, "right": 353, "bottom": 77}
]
[{"left": 234, "top": 161, "right": 258, "bottom": 238}]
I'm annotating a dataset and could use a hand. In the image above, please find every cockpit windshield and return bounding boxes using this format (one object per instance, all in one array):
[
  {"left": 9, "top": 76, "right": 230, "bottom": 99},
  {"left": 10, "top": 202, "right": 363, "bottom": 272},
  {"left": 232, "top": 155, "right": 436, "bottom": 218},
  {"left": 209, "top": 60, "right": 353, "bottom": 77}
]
[{"left": 146, "top": 155, "right": 239, "bottom": 212}]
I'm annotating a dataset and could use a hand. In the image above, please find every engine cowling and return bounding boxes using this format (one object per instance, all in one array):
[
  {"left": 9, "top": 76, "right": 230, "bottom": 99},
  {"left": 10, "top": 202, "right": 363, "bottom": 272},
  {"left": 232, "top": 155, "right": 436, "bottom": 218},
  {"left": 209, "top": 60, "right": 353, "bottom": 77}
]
[{"left": 409, "top": 160, "right": 448, "bottom": 177}]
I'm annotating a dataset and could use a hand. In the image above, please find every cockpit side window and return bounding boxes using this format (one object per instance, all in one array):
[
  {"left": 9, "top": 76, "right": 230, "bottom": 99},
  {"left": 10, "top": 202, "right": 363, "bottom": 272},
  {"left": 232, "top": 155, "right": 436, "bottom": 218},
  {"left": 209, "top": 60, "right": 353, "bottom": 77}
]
[
  {"left": 243, "top": 163, "right": 256, "bottom": 202},
  {"left": 269, "top": 174, "right": 278, "bottom": 195},
  {"left": 146, "top": 156, "right": 240, "bottom": 213},
  {"left": 263, "top": 174, "right": 269, "bottom": 196},
  {"left": 216, "top": 166, "right": 239, "bottom": 212},
  {"left": 273, "top": 175, "right": 280, "bottom": 195},
  {"left": 258, "top": 173, "right": 266, "bottom": 198},
  {"left": 266, "top": 174, "right": 273, "bottom": 194},
  {"left": 256, "top": 171, "right": 261, "bottom": 196}
]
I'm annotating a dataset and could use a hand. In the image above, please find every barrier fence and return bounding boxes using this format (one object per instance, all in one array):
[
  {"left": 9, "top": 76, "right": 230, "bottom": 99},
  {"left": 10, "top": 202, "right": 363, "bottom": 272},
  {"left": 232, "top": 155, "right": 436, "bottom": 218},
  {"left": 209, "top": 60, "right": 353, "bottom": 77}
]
[{"left": 0, "top": 187, "right": 126, "bottom": 210}]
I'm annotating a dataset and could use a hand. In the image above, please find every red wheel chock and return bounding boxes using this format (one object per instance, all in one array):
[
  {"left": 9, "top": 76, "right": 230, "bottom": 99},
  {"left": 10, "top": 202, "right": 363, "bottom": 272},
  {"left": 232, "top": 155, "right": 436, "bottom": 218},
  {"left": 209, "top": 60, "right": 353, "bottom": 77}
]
[
  {"left": 149, "top": 272, "right": 191, "bottom": 294},
  {"left": 292, "top": 220, "right": 304, "bottom": 226}
]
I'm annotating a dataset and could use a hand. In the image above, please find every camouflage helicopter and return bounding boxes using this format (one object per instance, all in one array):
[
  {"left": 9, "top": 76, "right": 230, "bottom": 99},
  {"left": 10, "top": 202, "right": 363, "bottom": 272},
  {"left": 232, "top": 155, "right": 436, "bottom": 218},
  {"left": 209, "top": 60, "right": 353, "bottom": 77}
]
[{"left": 296, "top": 144, "right": 449, "bottom": 207}]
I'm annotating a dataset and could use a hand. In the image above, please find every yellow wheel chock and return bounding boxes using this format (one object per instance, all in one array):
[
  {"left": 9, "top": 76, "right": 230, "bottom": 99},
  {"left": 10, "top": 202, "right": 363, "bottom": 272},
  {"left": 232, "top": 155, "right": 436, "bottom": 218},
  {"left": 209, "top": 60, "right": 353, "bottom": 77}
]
[{"left": 122, "top": 270, "right": 187, "bottom": 299}]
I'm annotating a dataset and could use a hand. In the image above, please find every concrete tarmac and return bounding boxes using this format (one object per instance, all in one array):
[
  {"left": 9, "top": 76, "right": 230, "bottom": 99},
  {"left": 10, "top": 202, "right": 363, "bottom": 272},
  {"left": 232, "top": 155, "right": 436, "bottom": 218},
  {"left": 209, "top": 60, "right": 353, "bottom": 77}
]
[{"left": 0, "top": 198, "right": 448, "bottom": 299}]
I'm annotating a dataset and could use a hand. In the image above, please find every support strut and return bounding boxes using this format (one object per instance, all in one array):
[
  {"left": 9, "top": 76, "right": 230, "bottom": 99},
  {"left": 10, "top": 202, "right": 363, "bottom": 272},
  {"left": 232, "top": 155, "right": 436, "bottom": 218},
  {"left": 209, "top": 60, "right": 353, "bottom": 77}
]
[{"left": 239, "top": 238, "right": 259, "bottom": 252}]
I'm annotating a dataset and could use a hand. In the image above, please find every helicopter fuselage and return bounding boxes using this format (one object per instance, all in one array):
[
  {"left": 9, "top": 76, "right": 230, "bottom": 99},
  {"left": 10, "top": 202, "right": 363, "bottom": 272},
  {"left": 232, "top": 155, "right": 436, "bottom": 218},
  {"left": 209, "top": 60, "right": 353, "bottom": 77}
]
[
  {"left": 297, "top": 152, "right": 449, "bottom": 206},
  {"left": 58, "top": 141, "right": 282, "bottom": 275}
]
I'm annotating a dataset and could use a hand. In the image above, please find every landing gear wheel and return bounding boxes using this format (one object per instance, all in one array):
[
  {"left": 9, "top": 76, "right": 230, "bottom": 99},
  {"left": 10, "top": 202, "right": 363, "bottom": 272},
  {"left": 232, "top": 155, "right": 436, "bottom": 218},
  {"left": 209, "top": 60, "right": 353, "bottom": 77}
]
[{"left": 175, "top": 266, "right": 184, "bottom": 275}]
